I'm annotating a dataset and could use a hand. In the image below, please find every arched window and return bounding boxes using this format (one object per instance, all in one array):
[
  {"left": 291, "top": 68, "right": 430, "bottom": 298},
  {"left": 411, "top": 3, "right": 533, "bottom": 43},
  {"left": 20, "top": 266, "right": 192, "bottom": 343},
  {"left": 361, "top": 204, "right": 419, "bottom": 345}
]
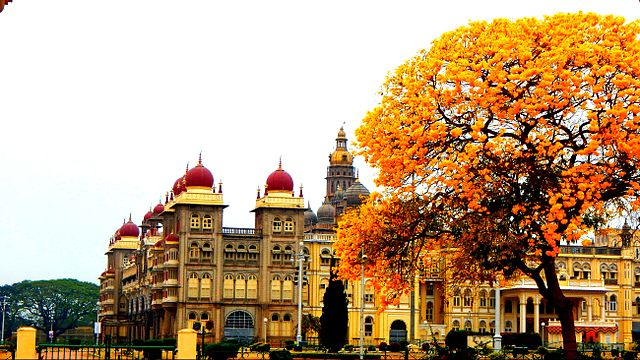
[
  {"left": 464, "top": 320, "right": 472, "bottom": 331},
  {"left": 609, "top": 294, "right": 618, "bottom": 312},
  {"left": 273, "top": 218, "right": 282, "bottom": 233},
  {"left": 188, "top": 273, "right": 199, "bottom": 298},
  {"left": 272, "top": 246, "right": 282, "bottom": 262},
  {"left": 463, "top": 289, "right": 472, "bottom": 307},
  {"left": 489, "top": 290, "right": 495, "bottom": 307},
  {"left": 582, "top": 263, "right": 591, "bottom": 279},
  {"left": 235, "top": 274, "right": 246, "bottom": 299},
  {"left": 237, "top": 244, "right": 247, "bottom": 260},
  {"left": 202, "top": 215, "right": 213, "bottom": 230},
  {"left": 490, "top": 321, "right": 495, "bottom": 334},
  {"left": 201, "top": 273, "right": 212, "bottom": 298},
  {"left": 202, "top": 242, "right": 212, "bottom": 260},
  {"left": 223, "top": 274, "right": 234, "bottom": 299},
  {"left": 284, "top": 218, "right": 294, "bottom": 233},
  {"left": 271, "top": 276, "right": 281, "bottom": 301},
  {"left": 479, "top": 290, "right": 487, "bottom": 307},
  {"left": 453, "top": 289, "right": 461, "bottom": 307},
  {"left": 188, "top": 312, "right": 198, "bottom": 320},
  {"left": 479, "top": 320, "right": 487, "bottom": 333},
  {"left": 505, "top": 320, "right": 513, "bottom": 332},
  {"left": 247, "top": 274, "right": 258, "bottom": 299},
  {"left": 320, "top": 248, "right": 331, "bottom": 265},
  {"left": 283, "top": 275, "right": 294, "bottom": 301},
  {"left": 452, "top": 320, "right": 460, "bottom": 331},
  {"left": 364, "top": 281, "right": 374, "bottom": 303},
  {"left": 201, "top": 312, "right": 209, "bottom": 321},
  {"left": 426, "top": 301, "right": 434, "bottom": 322},
  {"left": 190, "top": 243, "right": 200, "bottom": 259},
  {"left": 283, "top": 246, "right": 293, "bottom": 262},
  {"left": 224, "top": 310, "right": 255, "bottom": 343},
  {"left": 364, "top": 316, "right": 374, "bottom": 337},
  {"left": 190, "top": 214, "right": 200, "bottom": 230},
  {"left": 225, "top": 244, "right": 235, "bottom": 260},
  {"left": 271, "top": 313, "right": 280, "bottom": 321},
  {"left": 248, "top": 245, "right": 258, "bottom": 260},
  {"left": 319, "top": 278, "right": 329, "bottom": 301},
  {"left": 283, "top": 313, "right": 292, "bottom": 322},
  {"left": 505, "top": 300, "right": 513, "bottom": 313},
  {"left": 573, "top": 262, "right": 583, "bottom": 279},
  {"left": 636, "top": 296, "right": 640, "bottom": 315}
]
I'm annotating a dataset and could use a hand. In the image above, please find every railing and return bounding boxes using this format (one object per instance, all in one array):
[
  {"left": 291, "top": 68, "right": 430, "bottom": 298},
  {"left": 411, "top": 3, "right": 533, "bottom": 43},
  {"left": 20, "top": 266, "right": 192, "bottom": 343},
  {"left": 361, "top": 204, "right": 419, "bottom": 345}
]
[
  {"left": 38, "top": 343, "right": 176, "bottom": 359},
  {"left": 560, "top": 245, "right": 622, "bottom": 256},
  {"left": 223, "top": 227, "right": 262, "bottom": 237}
]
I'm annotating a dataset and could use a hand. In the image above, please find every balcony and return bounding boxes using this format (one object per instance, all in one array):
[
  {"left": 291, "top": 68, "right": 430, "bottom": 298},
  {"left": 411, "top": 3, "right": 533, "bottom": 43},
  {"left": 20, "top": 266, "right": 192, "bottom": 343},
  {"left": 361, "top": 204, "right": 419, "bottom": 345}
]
[
  {"left": 604, "top": 278, "right": 619, "bottom": 286},
  {"left": 559, "top": 245, "right": 621, "bottom": 256}
]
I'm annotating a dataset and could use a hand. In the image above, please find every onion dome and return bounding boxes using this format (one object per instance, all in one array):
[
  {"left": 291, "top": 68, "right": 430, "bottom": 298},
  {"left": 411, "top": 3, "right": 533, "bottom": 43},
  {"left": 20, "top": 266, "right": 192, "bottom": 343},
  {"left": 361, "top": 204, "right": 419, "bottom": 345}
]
[
  {"left": 173, "top": 175, "right": 186, "bottom": 196},
  {"left": 345, "top": 179, "right": 370, "bottom": 207},
  {"left": 143, "top": 210, "right": 153, "bottom": 221},
  {"left": 119, "top": 217, "right": 140, "bottom": 237},
  {"left": 304, "top": 202, "right": 318, "bottom": 227},
  {"left": 186, "top": 154, "right": 214, "bottom": 189},
  {"left": 317, "top": 197, "right": 336, "bottom": 224},
  {"left": 165, "top": 233, "right": 179, "bottom": 243},
  {"left": 154, "top": 239, "right": 165, "bottom": 248},
  {"left": 106, "top": 267, "right": 115, "bottom": 275},
  {"left": 153, "top": 202, "right": 164, "bottom": 215},
  {"left": 329, "top": 126, "right": 353, "bottom": 166},
  {"left": 266, "top": 160, "right": 294, "bottom": 192},
  {"left": 114, "top": 228, "right": 121, "bottom": 241}
]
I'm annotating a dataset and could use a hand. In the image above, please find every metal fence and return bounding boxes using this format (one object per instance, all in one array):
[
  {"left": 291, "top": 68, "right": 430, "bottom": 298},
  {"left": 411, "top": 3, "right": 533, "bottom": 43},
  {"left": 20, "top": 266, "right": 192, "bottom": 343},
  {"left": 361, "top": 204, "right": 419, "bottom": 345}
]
[{"left": 37, "top": 343, "right": 176, "bottom": 360}]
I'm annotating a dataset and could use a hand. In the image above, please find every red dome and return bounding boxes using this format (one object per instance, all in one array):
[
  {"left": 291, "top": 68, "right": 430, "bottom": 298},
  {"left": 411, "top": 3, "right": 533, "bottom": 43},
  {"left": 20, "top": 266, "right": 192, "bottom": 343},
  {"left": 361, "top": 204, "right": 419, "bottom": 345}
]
[
  {"left": 186, "top": 156, "right": 214, "bottom": 188},
  {"left": 266, "top": 161, "right": 294, "bottom": 192},
  {"left": 154, "top": 239, "right": 164, "bottom": 248},
  {"left": 165, "top": 233, "right": 179, "bottom": 243},
  {"left": 114, "top": 228, "right": 121, "bottom": 241},
  {"left": 173, "top": 175, "right": 186, "bottom": 196},
  {"left": 143, "top": 211, "right": 153, "bottom": 221},
  {"left": 120, "top": 219, "right": 140, "bottom": 237},
  {"left": 153, "top": 202, "right": 164, "bottom": 214}
]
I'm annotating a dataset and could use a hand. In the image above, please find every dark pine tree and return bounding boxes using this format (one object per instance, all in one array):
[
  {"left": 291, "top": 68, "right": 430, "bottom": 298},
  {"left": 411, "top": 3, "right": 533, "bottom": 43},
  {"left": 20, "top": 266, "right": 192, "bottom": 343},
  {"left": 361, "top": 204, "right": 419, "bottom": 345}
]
[{"left": 319, "top": 257, "right": 348, "bottom": 352}]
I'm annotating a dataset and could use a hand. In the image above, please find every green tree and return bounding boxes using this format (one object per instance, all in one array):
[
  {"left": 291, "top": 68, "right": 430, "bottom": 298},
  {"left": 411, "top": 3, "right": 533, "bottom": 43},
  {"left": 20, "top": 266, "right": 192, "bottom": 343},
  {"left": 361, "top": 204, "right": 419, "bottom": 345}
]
[
  {"left": 301, "top": 314, "right": 321, "bottom": 341},
  {"left": 319, "top": 259, "right": 348, "bottom": 352},
  {"left": 10, "top": 279, "right": 99, "bottom": 340}
]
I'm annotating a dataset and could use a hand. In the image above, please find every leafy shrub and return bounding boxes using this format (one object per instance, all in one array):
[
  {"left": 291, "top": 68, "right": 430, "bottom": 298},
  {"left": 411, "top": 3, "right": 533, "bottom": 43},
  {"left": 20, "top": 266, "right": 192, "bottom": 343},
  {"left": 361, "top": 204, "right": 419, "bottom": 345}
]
[
  {"left": 445, "top": 330, "right": 467, "bottom": 350},
  {"left": 343, "top": 344, "right": 354, "bottom": 352},
  {"left": 623, "top": 351, "right": 637, "bottom": 360},
  {"left": 270, "top": 350, "right": 293, "bottom": 360},
  {"left": 368, "top": 345, "right": 377, "bottom": 351},
  {"left": 500, "top": 333, "right": 542, "bottom": 349},
  {"left": 612, "top": 349, "right": 620, "bottom": 357},
  {"left": 284, "top": 340, "right": 295, "bottom": 350},
  {"left": 378, "top": 342, "right": 387, "bottom": 352},
  {"left": 544, "top": 349, "right": 565, "bottom": 360},
  {"left": 203, "top": 341, "right": 242, "bottom": 360},
  {"left": 250, "top": 342, "right": 271, "bottom": 352},
  {"left": 387, "top": 342, "right": 402, "bottom": 352}
]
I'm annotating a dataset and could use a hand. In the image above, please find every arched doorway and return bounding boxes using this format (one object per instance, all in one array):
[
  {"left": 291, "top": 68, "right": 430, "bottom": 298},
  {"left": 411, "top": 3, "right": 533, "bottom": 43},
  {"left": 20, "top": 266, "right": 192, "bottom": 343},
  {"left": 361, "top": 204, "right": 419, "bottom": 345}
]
[
  {"left": 389, "top": 320, "right": 407, "bottom": 344},
  {"left": 224, "top": 310, "right": 255, "bottom": 343}
]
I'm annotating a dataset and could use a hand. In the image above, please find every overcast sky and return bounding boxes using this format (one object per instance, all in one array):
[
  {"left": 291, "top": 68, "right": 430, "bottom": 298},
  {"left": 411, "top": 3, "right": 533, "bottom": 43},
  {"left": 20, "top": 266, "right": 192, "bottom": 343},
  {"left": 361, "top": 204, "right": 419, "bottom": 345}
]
[{"left": 1, "top": 0, "right": 638, "bottom": 286}]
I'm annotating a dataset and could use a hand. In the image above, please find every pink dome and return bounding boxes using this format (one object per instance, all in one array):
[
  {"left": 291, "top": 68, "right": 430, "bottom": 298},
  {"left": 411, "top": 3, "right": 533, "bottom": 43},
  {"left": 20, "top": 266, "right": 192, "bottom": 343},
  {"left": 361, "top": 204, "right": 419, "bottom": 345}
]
[
  {"left": 119, "top": 219, "right": 140, "bottom": 237},
  {"left": 153, "top": 202, "right": 164, "bottom": 215}
]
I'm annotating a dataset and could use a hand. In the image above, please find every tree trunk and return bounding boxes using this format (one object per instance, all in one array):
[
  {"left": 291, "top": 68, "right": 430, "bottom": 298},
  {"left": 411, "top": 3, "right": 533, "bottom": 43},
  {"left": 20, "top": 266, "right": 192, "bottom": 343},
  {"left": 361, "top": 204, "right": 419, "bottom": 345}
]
[{"left": 543, "top": 260, "right": 578, "bottom": 360}]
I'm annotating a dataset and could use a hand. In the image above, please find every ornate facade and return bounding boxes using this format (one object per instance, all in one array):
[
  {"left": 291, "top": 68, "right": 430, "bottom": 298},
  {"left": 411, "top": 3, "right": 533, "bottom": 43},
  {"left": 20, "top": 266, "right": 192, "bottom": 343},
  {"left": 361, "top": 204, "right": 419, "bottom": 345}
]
[{"left": 98, "top": 127, "right": 640, "bottom": 348}]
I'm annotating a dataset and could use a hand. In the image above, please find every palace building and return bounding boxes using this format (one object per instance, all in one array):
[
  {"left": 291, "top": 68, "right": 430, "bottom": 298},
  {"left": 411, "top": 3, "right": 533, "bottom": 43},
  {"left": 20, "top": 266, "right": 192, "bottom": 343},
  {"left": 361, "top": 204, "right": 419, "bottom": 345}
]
[{"left": 99, "top": 127, "right": 640, "bottom": 348}]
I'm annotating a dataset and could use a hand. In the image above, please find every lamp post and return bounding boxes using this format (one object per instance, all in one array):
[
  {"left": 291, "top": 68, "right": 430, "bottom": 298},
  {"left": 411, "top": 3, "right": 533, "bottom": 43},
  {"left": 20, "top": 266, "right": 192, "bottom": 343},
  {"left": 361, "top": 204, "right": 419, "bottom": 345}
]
[
  {"left": 0, "top": 297, "right": 7, "bottom": 344},
  {"left": 540, "top": 322, "right": 545, "bottom": 346},
  {"left": 95, "top": 301, "right": 101, "bottom": 345},
  {"left": 295, "top": 241, "right": 305, "bottom": 346},
  {"left": 360, "top": 250, "right": 367, "bottom": 360},
  {"left": 49, "top": 314, "right": 54, "bottom": 344},
  {"left": 263, "top": 318, "right": 268, "bottom": 344}
]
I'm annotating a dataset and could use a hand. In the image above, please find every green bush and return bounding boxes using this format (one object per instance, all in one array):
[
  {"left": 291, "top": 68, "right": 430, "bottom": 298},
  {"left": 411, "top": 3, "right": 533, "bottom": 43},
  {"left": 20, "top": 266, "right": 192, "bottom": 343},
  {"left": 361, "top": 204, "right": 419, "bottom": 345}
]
[
  {"left": 544, "top": 349, "right": 565, "bottom": 360},
  {"left": 250, "top": 342, "right": 271, "bottom": 352},
  {"left": 270, "top": 350, "right": 293, "bottom": 360},
  {"left": 284, "top": 340, "right": 295, "bottom": 350},
  {"left": 204, "top": 341, "right": 242, "bottom": 360},
  {"left": 623, "top": 351, "right": 637, "bottom": 360},
  {"left": 500, "top": 333, "right": 542, "bottom": 349},
  {"left": 378, "top": 342, "right": 387, "bottom": 352},
  {"left": 445, "top": 330, "right": 468, "bottom": 350}
]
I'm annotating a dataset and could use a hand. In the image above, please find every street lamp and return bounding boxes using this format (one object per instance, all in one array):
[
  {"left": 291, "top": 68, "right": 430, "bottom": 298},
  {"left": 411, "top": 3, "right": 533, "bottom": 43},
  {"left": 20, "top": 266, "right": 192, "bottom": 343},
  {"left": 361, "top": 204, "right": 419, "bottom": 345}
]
[
  {"left": 359, "top": 250, "right": 367, "bottom": 360},
  {"left": 263, "top": 318, "right": 268, "bottom": 344},
  {"left": 95, "top": 301, "right": 101, "bottom": 345},
  {"left": 295, "top": 241, "right": 305, "bottom": 346},
  {"left": 541, "top": 322, "right": 545, "bottom": 346},
  {"left": 0, "top": 297, "right": 7, "bottom": 344}
]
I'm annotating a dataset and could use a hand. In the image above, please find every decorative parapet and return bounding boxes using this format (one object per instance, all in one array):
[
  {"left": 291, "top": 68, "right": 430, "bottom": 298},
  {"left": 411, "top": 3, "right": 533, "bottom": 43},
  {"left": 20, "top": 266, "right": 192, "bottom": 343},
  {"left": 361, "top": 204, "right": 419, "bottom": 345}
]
[
  {"left": 169, "top": 190, "right": 223, "bottom": 207},
  {"left": 255, "top": 193, "right": 304, "bottom": 209}
]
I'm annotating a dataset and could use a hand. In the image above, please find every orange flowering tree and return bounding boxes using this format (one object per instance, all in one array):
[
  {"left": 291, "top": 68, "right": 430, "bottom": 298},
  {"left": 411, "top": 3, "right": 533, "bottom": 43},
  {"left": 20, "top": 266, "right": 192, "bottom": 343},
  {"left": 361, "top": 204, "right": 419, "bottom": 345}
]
[{"left": 336, "top": 13, "right": 640, "bottom": 358}]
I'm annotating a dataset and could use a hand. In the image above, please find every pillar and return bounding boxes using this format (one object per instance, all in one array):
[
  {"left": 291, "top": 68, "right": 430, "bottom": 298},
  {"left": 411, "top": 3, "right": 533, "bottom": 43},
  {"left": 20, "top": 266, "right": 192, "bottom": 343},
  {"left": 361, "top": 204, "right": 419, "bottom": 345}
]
[
  {"left": 176, "top": 329, "right": 198, "bottom": 360},
  {"left": 16, "top": 327, "right": 37, "bottom": 360},
  {"left": 493, "top": 287, "right": 502, "bottom": 351},
  {"left": 587, "top": 297, "right": 593, "bottom": 322},
  {"left": 534, "top": 296, "right": 540, "bottom": 333},
  {"left": 519, "top": 297, "right": 527, "bottom": 333}
]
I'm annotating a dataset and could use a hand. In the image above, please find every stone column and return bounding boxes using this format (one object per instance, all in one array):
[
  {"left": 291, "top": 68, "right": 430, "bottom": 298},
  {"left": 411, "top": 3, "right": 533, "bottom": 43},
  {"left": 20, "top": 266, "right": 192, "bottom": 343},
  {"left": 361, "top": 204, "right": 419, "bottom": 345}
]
[
  {"left": 519, "top": 296, "right": 527, "bottom": 333},
  {"left": 587, "top": 297, "right": 593, "bottom": 322},
  {"left": 534, "top": 296, "right": 540, "bottom": 333},
  {"left": 493, "top": 287, "right": 502, "bottom": 351}
]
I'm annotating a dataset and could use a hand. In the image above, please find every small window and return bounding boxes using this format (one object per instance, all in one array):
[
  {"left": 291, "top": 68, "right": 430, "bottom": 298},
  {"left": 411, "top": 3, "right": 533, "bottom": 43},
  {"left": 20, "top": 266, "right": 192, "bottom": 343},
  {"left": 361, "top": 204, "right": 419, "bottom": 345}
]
[
  {"left": 284, "top": 218, "right": 294, "bottom": 233},
  {"left": 202, "top": 243, "right": 212, "bottom": 259},
  {"left": 273, "top": 218, "right": 282, "bottom": 232},
  {"left": 191, "top": 214, "right": 201, "bottom": 230},
  {"left": 190, "top": 243, "right": 200, "bottom": 259},
  {"left": 201, "top": 312, "right": 209, "bottom": 321},
  {"left": 452, "top": 320, "right": 460, "bottom": 331},
  {"left": 203, "top": 215, "right": 213, "bottom": 230},
  {"left": 271, "top": 313, "right": 280, "bottom": 321},
  {"left": 188, "top": 312, "right": 198, "bottom": 320},
  {"left": 283, "top": 313, "right": 292, "bottom": 322}
]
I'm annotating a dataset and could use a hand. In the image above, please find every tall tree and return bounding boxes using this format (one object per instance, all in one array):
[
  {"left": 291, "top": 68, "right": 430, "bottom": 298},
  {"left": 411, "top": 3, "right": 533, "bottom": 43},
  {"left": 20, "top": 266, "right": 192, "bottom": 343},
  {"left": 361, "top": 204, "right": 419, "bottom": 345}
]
[
  {"left": 336, "top": 13, "right": 640, "bottom": 359},
  {"left": 10, "top": 279, "right": 99, "bottom": 340},
  {"left": 319, "top": 259, "right": 348, "bottom": 352}
]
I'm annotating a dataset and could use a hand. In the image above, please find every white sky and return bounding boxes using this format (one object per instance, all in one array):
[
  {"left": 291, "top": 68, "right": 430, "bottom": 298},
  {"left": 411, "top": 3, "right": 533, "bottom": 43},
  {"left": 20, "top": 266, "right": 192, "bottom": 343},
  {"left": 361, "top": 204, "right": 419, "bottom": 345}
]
[{"left": 1, "top": 0, "right": 639, "bottom": 286}]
